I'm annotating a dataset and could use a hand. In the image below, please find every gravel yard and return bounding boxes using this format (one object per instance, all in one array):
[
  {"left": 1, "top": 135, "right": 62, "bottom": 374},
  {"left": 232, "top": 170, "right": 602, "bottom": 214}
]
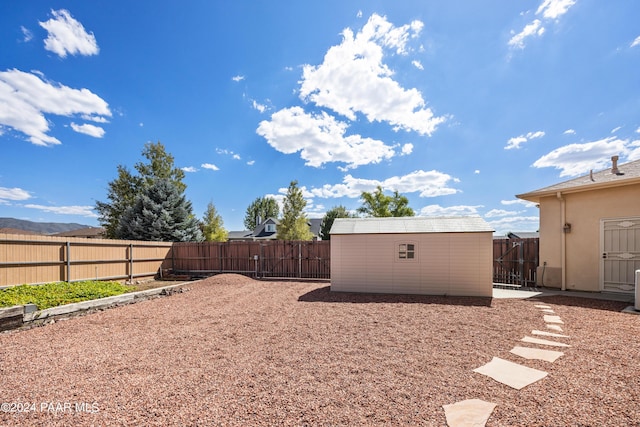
[{"left": 1, "top": 274, "right": 638, "bottom": 426}]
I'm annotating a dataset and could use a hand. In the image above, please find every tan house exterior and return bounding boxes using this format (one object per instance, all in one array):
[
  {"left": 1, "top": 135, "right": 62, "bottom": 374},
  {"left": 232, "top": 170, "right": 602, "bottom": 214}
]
[
  {"left": 329, "top": 216, "right": 494, "bottom": 297},
  {"left": 517, "top": 156, "right": 640, "bottom": 294}
]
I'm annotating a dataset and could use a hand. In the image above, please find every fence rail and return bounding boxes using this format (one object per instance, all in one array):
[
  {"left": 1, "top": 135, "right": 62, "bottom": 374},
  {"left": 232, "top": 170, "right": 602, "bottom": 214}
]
[
  {"left": 0, "top": 233, "right": 172, "bottom": 286},
  {"left": 171, "top": 240, "right": 331, "bottom": 279},
  {"left": 493, "top": 237, "right": 539, "bottom": 287}
]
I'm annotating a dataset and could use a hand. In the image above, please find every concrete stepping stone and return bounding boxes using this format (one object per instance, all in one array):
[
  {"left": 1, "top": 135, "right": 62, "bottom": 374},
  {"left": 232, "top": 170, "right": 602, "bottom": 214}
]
[
  {"left": 532, "top": 330, "right": 569, "bottom": 338},
  {"left": 473, "top": 357, "right": 548, "bottom": 390},
  {"left": 443, "top": 399, "right": 497, "bottom": 427},
  {"left": 510, "top": 346, "right": 565, "bottom": 362},
  {"left": 535, "top": 304, "right": 552, "bottom": 309},
  {"left": 521, "top": 336, "right": 570, "bottom": 347},
  {"left": 544, "top": 315, "right": 564, "bottom": 324},
  {"left": 541, "top": 309, "right": 555, "bottom": 313},
  {"left": 546, "top": 324, "right": 564, "bottom": 332}
]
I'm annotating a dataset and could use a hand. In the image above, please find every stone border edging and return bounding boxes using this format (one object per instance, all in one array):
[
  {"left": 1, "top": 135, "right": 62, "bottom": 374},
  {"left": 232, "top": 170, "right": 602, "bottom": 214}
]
[{"left": 0, "top": 282, "right": 193, "bottom": 332}]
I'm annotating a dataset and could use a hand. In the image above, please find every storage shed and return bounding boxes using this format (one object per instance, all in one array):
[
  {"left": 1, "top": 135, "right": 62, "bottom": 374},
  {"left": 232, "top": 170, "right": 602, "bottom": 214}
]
[{"left": 330, "top": 216, "right": 494, "bottom": 297}]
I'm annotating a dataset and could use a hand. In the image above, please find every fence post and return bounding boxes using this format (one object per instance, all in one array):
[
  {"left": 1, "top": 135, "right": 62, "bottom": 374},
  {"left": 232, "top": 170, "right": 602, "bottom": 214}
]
[
  {"left": 129, "top": 243, "right": 134, "bottom": 283},
  {"left": 66, "top": 241, "right": 71, "bottom": 282}
]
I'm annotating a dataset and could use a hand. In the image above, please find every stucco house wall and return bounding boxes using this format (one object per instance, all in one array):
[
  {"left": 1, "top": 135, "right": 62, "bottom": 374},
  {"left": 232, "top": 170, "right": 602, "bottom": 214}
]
[{"left": 518, "top": 156, "right": 640, "bottom": 293}]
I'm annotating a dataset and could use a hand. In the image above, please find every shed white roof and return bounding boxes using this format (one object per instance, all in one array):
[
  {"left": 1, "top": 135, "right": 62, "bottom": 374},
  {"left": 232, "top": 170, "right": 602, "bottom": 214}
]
[{"left": 330, "top": 216, "right": 494, "bottom": 235}]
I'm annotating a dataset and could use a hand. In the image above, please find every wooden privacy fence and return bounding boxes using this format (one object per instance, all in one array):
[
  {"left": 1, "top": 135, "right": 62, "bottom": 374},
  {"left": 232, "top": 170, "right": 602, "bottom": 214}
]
[
  {"left": 0, "top": 233, "right": 172, "bottom": 286},
  {"left": 171, "top": 240, "right": 331, "bottom": 279},
  {"left": 493, "top": 237, "right": 539, "bottom": 287}
]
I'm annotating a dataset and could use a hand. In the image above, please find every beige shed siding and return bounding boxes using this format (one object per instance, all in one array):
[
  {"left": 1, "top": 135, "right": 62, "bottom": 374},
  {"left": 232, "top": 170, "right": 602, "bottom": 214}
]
[{"left": 330, "top": 231, "right": 493, "bottom": 297}]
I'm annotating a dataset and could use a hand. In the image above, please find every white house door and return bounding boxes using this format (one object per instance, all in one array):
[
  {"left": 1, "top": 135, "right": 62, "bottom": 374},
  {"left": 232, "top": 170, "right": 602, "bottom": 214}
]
[{"left": 601, "top": 217, "right": 640, "bottom": 293}]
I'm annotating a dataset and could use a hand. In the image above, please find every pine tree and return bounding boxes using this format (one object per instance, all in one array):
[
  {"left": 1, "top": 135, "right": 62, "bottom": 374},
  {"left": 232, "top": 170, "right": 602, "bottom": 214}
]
[
  {"left": 96, "top": 141, "right": 186, "bottom": 238},
  {"left": 117, "top": 178, "right": 202, "bottom": 242},
  {"left": 202, "top": 201, "right": 228, "bottom": 242},
  {"left": 277, "top": 180, "right": 313, "bottom": 240}
]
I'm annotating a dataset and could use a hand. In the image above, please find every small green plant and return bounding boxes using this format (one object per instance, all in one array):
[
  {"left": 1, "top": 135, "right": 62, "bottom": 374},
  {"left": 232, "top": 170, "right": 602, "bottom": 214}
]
[{"left": 0, "top": 281, "right": 131, "bottom": 310}]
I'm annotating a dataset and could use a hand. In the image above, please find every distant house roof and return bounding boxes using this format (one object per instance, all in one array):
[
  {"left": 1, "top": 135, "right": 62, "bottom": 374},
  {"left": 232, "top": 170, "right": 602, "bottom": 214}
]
[
  {"left": 330, "top": 216, "right": 494, "bottom": 235},
  {"left": 517, "top": 157, "right": 640, "bottom": 203},
  {"left": 493, "top": 231, "right": 539, "bottom": 240},
  {"left": 52, "top": 227, "right": 105, "bottom": 238}
]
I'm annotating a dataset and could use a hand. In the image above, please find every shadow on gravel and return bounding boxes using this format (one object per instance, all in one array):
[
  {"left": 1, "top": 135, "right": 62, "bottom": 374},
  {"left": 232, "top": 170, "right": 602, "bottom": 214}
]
[
  {"left": 298, "top": 286, "right": 492, "bottom": 307},
  {"left": 536, "top": 295, "right": 629, "bottom": 312}
]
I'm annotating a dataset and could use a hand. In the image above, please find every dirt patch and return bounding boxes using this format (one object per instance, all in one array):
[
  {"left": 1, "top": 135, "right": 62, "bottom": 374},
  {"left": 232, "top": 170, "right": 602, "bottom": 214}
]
[{"left": 0, "top": 274, "right": 637, "bottom": 426}]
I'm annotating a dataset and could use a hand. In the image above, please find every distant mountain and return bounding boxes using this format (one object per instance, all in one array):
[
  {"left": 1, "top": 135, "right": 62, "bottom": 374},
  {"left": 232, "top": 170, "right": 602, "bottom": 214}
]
[{"left": 0, "top": 218, "right": 91, "bottom": 235}]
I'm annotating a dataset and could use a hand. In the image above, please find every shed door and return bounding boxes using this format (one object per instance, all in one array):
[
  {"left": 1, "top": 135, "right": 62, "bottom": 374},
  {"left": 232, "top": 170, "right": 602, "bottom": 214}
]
[{"left": 600, "top": 217, "right": 640, "bottom": 293}]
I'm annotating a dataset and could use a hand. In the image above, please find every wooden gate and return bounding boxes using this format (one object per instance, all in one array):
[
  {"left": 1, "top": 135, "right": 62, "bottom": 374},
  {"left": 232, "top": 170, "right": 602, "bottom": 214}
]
[{"left": 493, "top": 238, "right": 539, "bottom": 287}]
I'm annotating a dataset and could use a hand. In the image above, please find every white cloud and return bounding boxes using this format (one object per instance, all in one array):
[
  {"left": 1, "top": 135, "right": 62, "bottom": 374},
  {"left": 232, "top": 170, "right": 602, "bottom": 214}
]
[
  {"left": 401, "top": 143, "right": 413, "bottom": 155},
  {"left": 636, "top": 127, "right": 640, "bottom": 134},
  {"left": 232, "top": 75, "right": 245, "bottom": 82},
  {"left": 70, "top": 122, "right": 105, "bottom": 138},
  {"left": 0, "top": 186, "right": 32, "bottom": 201},
  {"left": 0, "top": 69, "right": 111, "bottom": 146},
  {"left": 257, "top": 106, "right": 395, "bottom": 169},
  {"left": 631, "top": 36, "right": 640, "bottom": 48},
  {"left": 505, "top": 130, "right": 545, "bottom": 149},
  {"left": 563, "top": 128, "right": 576, "bottom": 135},
  {"left": 246, "top": 160, "right": 255, "bottom": 166},
  {"left": 24, "top": 204, "right": 97, "bottom": 217},
  {"left": 298, "top": 14, "right": 445, "bottom": 136},
  {"left": 412, "top": 60, "right": 424, "bottom": 70},
  {"left": 419, "top": 204, "right": 483, "bottom": 216},
  {"left": 201, "top": 163, "right": 220, "bottom": 171},
  {"left": 81, "top": 114, "right": 109, "bottom": 123},
  {"left": 508, "top": 19, "right": 545, "bottom": 49},
  {"left": 181, "top": 166, "right": 197, "bottom": 173},
  {"left": 536, "top": 0, "right": 576, "bottom": 19},
  {"left": 532, "top": 137, "right": 631, "bottom": 177},
  {"left": 487, "top": 216, "right": 539, "bottom": 236},
  {"left": 509, "top": 0, "right": 575, "bottom": 50},
  {"left": 307, "top": 170, "right": 460, "bottom": 199},
  {"left": 474, "top": 170, "right": 480, "bottom": 174},
  {"left": 252, "top": 100, "right": 267, "bottom": 113},
  {"left": 502, "top": 199, "right": 538, "bottom": 208},
  {"left": 21, "top": 26, "right": 33, "bottom": 42},
  {"left": 611, "top": 126, "right": 622, "bottom": 134},
  {"left": 39, "top": 9, "right": 99, "bottom": 58},
  {"left": 485, "top": 209, "right": 523, "bottom": 218}
]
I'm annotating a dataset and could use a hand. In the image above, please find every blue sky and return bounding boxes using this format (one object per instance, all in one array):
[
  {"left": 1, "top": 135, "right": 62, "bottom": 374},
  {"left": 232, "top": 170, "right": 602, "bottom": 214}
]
[{"left": 1, "top": 1, "right": 639, "bottom": 234}]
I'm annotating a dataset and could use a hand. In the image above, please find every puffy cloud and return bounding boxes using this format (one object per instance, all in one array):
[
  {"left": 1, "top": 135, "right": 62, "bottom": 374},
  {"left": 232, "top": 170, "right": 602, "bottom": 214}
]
[
  {"left": 307, "top": 170, "right": 460, "bottom": 199},
  {"left": 508, "top": 20, "right": 544, "bottom": 49},
  {"left": 536, "top": 0, "right": 576, "bottom": 19},
  {"left": 20, "top": 26, "right": 33, "bottom": 42},
  {"left": 401, "top": 143, "right": 413, "bottom": 155},
  {"left": 485, "top": 209, "right": 522, "bottom": 218},
  {"left": 298, "top": 14, "right": 445, "bottom": 136},
  {"left": 509, "top": 0, "right": 575, "bottom": 50},
  {"left": 70, "top": 122, "right": 105, "bottom": 138},
  {"left": 0, "top": 69, "right": 111, "bottom": 146},
  {"left": 486, "top": 216, "right": 540, "bottom": 236},
  {"left": 505, "top": 130, "right": 545, "bottom": 149},
  {"left": 631, "top": 36, "right": 640, "bottom": 48},
  {"left": 0, "top": 186, "right": 32, "bottom": 202},
  {"left": 532, "top": 137, "right": 631, "bottom": 177},
  {"left": 419, "top": 204, "right": 483, "bottom": 216},
  {"left": 563, "top": 129, "right": 576, "bottom": 135},
  {"left": 39, "top": 9, "right": 99, "bottom": 58},
  {"left": 24, "top": 204, "right": 97, "bottom": 217},
  {"left": 181, "top": 166, "right": 197, "bottom": 173},
  {"left": 411, "top": 60, "right": 424, "bottom": 70},
  {"left": 257, "top": 106, "right": 395, "bottom": 169},
  {"left": 201, "top": 163, "right": 220, "bottom": 171},
  {"left": 232, "top": 75, "right": 245, "bottom": 82},
  {"left": 502, "top": 199, "right": 538, "bottom": 208}
]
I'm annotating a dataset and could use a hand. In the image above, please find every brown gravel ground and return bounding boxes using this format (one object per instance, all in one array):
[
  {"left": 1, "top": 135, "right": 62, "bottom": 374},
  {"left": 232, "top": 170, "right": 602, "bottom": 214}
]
[{"left": 0, "top": 274, "right": 638, "bottom": 426}]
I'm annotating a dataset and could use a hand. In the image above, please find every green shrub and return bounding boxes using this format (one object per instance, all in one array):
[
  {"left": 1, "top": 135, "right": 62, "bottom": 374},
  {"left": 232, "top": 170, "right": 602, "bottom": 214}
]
[{"left": 0, "top": 281, "right": 131, "bottom": 310}]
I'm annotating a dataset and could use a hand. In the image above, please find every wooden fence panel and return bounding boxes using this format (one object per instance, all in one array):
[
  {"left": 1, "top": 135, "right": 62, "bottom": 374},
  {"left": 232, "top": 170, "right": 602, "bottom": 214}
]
[
  {"left": 171, "top": 240, "right": 331, "bottom": 279},
  {"left": 0, "top": 233, "right": 172, "bottom": 287},
  {"left": 493, "top": 237, "right": 539, "bottom": 286}
]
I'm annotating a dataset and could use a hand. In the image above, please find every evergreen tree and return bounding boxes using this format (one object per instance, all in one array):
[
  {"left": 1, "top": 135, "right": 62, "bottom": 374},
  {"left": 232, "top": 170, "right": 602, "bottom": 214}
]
[
  {"left": 243, "top": 196, "right": 279, "bottom": 230},
  {"left": 201, "top": 201, "right": 228, "bottom": 242},
  {"left": 277, "top": 180, "right": 313, "bottom": 240},
  {"left": 357, "top": 186, "right": 415, "bottom": 217},
  {"left": 319, "top": 205, "right": 355, "bottom": 240},
  {"left": 96, "top": 141, "right": 186, "bottom": 238},
  {"left": 116, "top": 178, "right": 202, "bottom": 242}
]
